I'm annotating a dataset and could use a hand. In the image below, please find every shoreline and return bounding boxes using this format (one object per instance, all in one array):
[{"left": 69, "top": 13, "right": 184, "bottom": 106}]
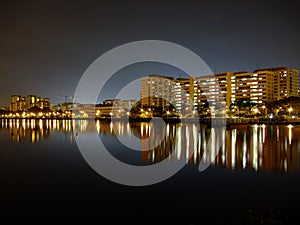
[{"left": 1, "top": 117, "right": 300, "bottom": 126}]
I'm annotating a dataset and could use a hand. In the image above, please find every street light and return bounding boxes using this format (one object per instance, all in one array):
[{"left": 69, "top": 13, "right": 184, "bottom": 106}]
[
  {"left": 253, "top": 108, "right": 259, "bottom": 114},
  {"left": 288, "top": 107, "right": 293, "bottom": 115}
]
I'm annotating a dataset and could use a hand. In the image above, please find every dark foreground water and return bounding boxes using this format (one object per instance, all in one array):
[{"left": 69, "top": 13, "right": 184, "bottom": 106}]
[{"left": 0, "top": 119, "right": 299, "bottom": 224}]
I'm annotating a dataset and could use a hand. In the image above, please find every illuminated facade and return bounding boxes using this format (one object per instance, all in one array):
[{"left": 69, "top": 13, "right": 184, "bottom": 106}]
[
  {"left": 254, "top": 67, "right": 299, "bottom": 100},
  {"left": 95, "top": 99, "right": 137, "bottom": 118},
  {"left": 9, "top": 95, "right": 50, "bottom": 112},
  {"left": 193, "top": 74, "right": 228, "bottom": 113},
  {"left": 171, "top": 78, "right": 193, "bottom": 113},
  {"left": 103, "top": 99, "right": 137, "bottom": 109},
  {"left": 9, "top": 95, "right": 26, "bottom": 112},
  {"left": 140, "top": 75, "right": 173, "bottom": 108},
  {"left": 229, "top": 71, "right": 274, "bottom": 105},
  {"left": 140, "top": 67, "right": 299, "bottom": 114},
  {"left": 26, "top": 95, "right": 37, "bottom": 109}
]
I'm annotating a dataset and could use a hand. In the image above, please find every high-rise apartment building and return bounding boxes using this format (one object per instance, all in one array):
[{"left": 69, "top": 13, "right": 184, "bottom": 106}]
[
  {"left": 172, "top": 78, "right": 193, "bottom": 113},
  {"left": 9, "top": 95, "right": 51, "bottom": 112},
  {"left": 229, "top": 70, "right": 274, "bottom": 105},
  {"left": 193, "top": 74, "right": 228, "bottom": 112},
  {"left": 26, "top": 95, "right": 37, "bottom": 109},
  {"left": 9, "top": 95, "right": 26, "bottom": 112},
  {"left": 140, "top": 67, "right": 299, "bottom": 115},
  {"left": 254, "top": 67, "right": 299, "bottom": 100},
  {"left": 140, "top": 75, "right": 173, "bottom": 108}
]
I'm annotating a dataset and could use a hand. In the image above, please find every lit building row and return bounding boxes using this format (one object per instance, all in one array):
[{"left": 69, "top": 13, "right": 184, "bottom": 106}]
[
  {"left": 9, "top": 95, "right": 50, "bottom": 112},
  {"left": 140, "top": 67, "right": 299, "bottom": 113},
  {"left": 95, "top": 99, "right": 137, "bottom": 118}
]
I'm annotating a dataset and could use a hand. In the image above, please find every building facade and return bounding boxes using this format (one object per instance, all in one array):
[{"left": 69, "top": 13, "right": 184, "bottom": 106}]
[
  {"left": 254, "top": 67, "right": 299, "bottom": 100},
  {"left": 140, "top": 67, "right": 299, "bottom": 116},
  {"left": 140, "top": 75, "right": 173, "bottom": 108},
  {"left": 172, "top": 78, "right": 193, "bottom": 113},
  {"left": 96, "top": 99, "right": 137, "bottom": 118},
  {"left": 9, "top": 95, "right": 50, "bottom": 112},
  {"left": 9, "top": 95, "right": 26, "bottom": 112}
]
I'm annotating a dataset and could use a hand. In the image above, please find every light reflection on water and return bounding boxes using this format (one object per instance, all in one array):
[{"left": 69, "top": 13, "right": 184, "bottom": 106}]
[{"left": 1, "top": 118, "right": 299, "bottom": 172}]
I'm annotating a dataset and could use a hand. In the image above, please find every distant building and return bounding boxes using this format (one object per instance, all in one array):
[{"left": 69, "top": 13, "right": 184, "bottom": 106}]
[
  {"left": 103, "top": 99, "right": 121, "bottom": 106},
  {"left": 36, "top": 97, "right": 50, "bottom": 109},
  {"left": 76, "top": 104, "right": 95, "bottom": 118},
  {"left": 9, "top": 95, "right": 51, "bottom": 112},
  {"left": 96, "top": 99, "right": 137, "bottom": 118},
  {"left": 9, "top": 95, "right": 26, "bottom": 112},
  {"left": 26, "top": 95, "right": 37, "bottom": 109}
]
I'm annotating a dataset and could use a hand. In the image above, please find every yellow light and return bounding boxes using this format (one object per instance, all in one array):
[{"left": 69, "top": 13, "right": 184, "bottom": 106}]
[{"left": 253, "top": 108, "right": 259, "bottom": 114}]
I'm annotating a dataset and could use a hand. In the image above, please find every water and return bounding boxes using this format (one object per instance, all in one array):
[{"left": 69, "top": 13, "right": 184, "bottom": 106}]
[{"left": 1, "top": 119, "right": 300, "bottom": 224}]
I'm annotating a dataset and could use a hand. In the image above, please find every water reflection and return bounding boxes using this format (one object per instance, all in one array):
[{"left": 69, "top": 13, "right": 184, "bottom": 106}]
[
  {"left": 140, "top": 123, "right": 299, "bottom": 172},
  {"left": 0, "top": 119, "right": 73, "bottom": 143},
  {"left": 1, "top": 119, "right": 299, "bottom": 172}
]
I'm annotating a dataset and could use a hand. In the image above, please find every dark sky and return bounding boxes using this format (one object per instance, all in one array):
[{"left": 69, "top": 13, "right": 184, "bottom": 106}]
[{"left": 1, "top": 0, "right": 300, "bottom": 106}]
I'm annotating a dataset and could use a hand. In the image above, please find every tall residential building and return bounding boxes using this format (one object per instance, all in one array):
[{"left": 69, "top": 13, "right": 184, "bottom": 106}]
[
  {"left": 140, "top": 75, "right": 173, "bottom": 108},
  {"left": 229, "top": 71, "right": 274, "bottom": 105},
  {"left": 26, "top": 95, "right": 37, "bottom": 109},
  {"left": 172, "top": 78, "right": 193, "bottom": 113},
  {"left": 36, "top": 97, "right": 50, "bottom": 109},
  {"left": 254, "top": 67, "right": 299, "bottom": 100},
  {"left": 9, "top": 95, "right": 26, "bottom": 112},
  {"left": 140, "top": 67, "right": 299, "bottom": 115},
  {"left": 9, "top": 95, "right": 51, "bottom": 112},
  {"left": 193, "top": 74, "right": 228, "bottom": 112}
]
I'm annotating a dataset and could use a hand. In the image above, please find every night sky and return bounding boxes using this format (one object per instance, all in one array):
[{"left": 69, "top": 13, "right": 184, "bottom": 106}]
[{"left": 1, "top": 0, "right": 299, "bottom": 106}]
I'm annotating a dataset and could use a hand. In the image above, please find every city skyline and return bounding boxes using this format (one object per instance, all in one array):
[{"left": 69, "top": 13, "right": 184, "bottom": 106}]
[
  {"left": 3, "top": 65, "right": 299, "bottom": 106},
  {"left": 1, "top": 0, "right": 300, "bottom": 107},
  {"left": 2, "top": 65, "right": 300, "bottom": 120}
]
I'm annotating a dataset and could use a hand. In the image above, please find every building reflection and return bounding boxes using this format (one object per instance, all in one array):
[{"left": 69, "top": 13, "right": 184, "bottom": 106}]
[
  {"left": 1, "top": 119, "right": 299, "bottom": 172},
  {"left": 140, "top": 123, "right": 299, "bottom": 172},
  {"left": 0, "top": 119, "right": 75, "bottom": 143}
]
